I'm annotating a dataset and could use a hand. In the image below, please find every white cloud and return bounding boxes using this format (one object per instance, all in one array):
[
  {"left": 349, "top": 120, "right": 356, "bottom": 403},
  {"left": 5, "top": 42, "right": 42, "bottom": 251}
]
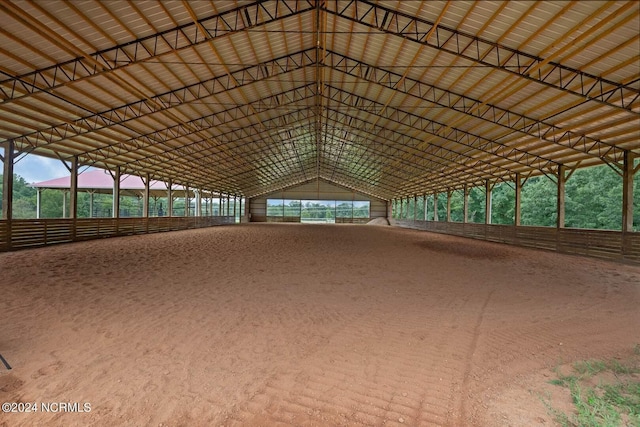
[{"left": 12, "top": 154, "right": 72, "bottom": 184}]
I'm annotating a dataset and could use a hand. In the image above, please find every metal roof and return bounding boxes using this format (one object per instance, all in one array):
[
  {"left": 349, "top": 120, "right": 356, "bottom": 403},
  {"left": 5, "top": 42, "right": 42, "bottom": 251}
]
[
  {"left": 1, "top": 0, "right": 639, "bottom": 200},
  {"left": 29, "top": 168, "right": 199, "bottom": 197}
]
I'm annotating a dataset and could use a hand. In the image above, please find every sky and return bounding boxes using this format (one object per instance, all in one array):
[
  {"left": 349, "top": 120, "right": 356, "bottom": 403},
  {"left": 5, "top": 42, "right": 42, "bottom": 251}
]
[{"left": 11, "top": 152, "right": 79, "bottom": 184}]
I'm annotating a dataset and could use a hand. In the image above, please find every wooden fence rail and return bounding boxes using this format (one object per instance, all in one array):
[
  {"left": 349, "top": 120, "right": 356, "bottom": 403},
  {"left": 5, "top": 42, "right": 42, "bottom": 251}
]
[
  {"left": 392, "top": 219, "right": 640, "bottom": 264},
  {"left": 0, "top": 217, "right": 234, "bottom": 252}
]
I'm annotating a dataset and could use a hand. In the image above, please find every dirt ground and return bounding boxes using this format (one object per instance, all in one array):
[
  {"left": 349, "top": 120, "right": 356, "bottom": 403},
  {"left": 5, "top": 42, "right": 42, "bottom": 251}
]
[{"left": 1, "top": 223, "right": 639, "bottom": 426}]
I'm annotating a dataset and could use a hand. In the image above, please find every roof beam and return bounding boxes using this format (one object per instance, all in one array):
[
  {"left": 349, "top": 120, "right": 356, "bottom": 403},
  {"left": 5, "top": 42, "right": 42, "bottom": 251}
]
[
  {"left": 0, "top": 0, "right": 314, "bottom": 103},
  {"left": 9, "top": 49, "right": 316, "bottom": 153},
  {"left": 321, "top": 105, "right": 513, "bottom": 190},
  {"left": 323, "top": 84, "right": 558, "bottom": 176},
  {"left": 116, "top": 108, "right": 320, "bottom": 189},
  {"left": 326, "top": 0, "right": 640, "bottom": 114},
  {"left": 81, "top": 84, "right": 316, "bottom": 166},
  {"left": 323, "top": 50, "right": 626, "bottom": 164}
]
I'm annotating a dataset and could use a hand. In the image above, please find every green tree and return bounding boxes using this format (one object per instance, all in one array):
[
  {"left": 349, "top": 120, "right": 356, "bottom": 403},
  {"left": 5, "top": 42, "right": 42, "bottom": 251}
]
[
  {"left": 436, "top": 192, "right": 447, "bottom": 221},
  {"left": 415, "top": 195, "right": 425, "bottom": 220},
  {"left": 284, "top": 200, "right": 302, "bottom": 217},
  {"left": 521, "top": 176, "right": 557, "bottom": 226},
  {"left": 336, "top": 202, "right": 353, "bottom": 218},
  {"left": 468, "top": 186, "right": 486, "bottom": 223},
  {"left": 449, "top": 190, "right": 464, "bottom": 222},
  {"left": 406, "top": 197, "right": 416, "bottom": 220},
  {"left": 491, "top": 182, "right": 515, "bottom": 225},
  {"left": 392, "top": 199, "right": 399, "bottom": 218},
  {"left": 425, "top": 195, "right": 435, "bottom": 220},
  {"left": 565, "top": 164, "right": 622, "bottom": 230},
  {"left": 11, "top": 175, "right": 37, "bottom": 218}
]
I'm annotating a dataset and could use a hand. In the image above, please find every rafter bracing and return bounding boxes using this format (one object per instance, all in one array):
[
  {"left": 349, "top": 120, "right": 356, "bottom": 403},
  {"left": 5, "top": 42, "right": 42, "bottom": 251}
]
[
  {"left": 81, "top": 84, "right": 316, "bottom": 166},
  {"left": 115, "top": 108, "right": 319, "bottom": 188},
  {"left": 322, "top": 50, "right": 627, "bottom": 164},
  {"left": 326, "top": 0, "right": 640, "bottom": 114},
  {"left": 8, "top": 49, "right": 316, "bottom": 153},
  {"left": 0, "top": 1, "right": 637, "bottom": 200},
  {"left": 321, "top": 106, "right": 516, "bottom": 191},
  {"left": 0, "top": 0, "right": 315, "bottom": 103},
  {"left": 323, "top": 84, "right": 558, "bottom": 176}
]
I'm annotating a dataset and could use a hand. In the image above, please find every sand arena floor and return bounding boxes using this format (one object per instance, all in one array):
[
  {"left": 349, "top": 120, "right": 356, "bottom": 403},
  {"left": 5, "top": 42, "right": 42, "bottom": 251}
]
[{"left": 1, "top": 223, "right": 639, "bottom": 426}]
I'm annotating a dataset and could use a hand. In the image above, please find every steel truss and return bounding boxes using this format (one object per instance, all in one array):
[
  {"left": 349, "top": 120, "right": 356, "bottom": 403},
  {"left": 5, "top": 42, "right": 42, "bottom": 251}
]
[
  {"left": 0, "top": 0, "right": 314, "bottom": 102},
  {"left": 12, "top": 49, "right": 316, "bottom": 153},
  {"left": 326, "top": 0, "right": 640, "bottom": 113},
  {"left": 323, "top": 50, "right": 626, "bottom": 163}
]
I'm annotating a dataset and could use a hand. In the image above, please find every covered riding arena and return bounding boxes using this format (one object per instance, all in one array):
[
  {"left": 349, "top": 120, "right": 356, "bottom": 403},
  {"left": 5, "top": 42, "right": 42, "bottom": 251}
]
[{"left": 1, "top": 1, "right": 639, "bottom": 426}]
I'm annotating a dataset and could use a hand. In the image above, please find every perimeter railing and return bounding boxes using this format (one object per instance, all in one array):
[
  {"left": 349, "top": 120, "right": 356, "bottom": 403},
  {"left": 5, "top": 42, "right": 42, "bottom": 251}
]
[
  {"left": 391, "top": 219, "right": 640, "bottom": 264},
  {"left": 0, "top": 216, "right": 235, "bottom": 252}
]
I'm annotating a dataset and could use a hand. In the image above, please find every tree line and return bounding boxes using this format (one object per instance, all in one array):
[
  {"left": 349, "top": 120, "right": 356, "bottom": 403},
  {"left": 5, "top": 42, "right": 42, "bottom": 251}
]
[
  {"left": 267, "top": 200, "right": 370, "bottom": 219},
  {"left": 2, "top": 162, "right": 639, "bottom": 231},
  {"left": 0, "top": 174, "right": 230, "bottom": 219},
  {"left": 393, "top": 163, "right": 640, "bottom": 231}
]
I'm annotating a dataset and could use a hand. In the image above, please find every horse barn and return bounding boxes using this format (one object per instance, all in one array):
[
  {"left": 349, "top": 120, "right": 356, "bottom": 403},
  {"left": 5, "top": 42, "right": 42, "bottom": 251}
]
[{"left": 1, "top": 0, "right": 640, "bottom": 425}]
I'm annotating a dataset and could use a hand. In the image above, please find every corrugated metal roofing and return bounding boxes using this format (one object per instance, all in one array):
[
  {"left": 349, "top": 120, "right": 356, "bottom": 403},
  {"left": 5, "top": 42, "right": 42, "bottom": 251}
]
[{"left": 1, "top": 0, "right": 639, "bottom": 200}]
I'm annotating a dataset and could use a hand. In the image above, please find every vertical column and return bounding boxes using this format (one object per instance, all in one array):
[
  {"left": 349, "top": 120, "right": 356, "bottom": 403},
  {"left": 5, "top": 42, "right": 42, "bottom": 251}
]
[
  {"left": 62, "top": 191, "right": 67, "bottom": 219},
  {"left": 515, "top": 173, "right": 522, "bottom": 226},
  {"left": 433, "top": 193, "right": 439, "bottom": 221},
  {"left": 413, "top": 195, "right": 417, "bottom": 221},
  {"left": 195, "top": 189, "right": 202, "bottom": 217},
  {"left": 142, "top": 173, "right": 150, "bottom": 232},
  {"left": 143, "top": 173, "right": 150, "bottom": 218},
  {"left": 69, "top": 157, "right": 78, "bottom": 240},
  {"left": 239, "top": 197, "right": 243, "bottom": 223},
  {"left": 424, "top": 196, "right": 428, "bottom": 221},
  {"left": 167, "top": 179, "right": 173, "bottom": 217},
  {"left": 2, "top": 141, "right": 13, "bottom": 249},
  {"left": 424, "top": 194, "right": 428, "bottom": 221},
  {"left": 405, "top": 197, "right": 409, "bottom": 219},
  {"left": 184, "top": 184, "right": 190, "bottom": 217},
  {"left": 2, "top": 140, "right": 14, "bottom": 221},
  {"left": 406, "top": 197, "right": 410, "bottom": 220},
  {"left": 233, "top": 196, "right": 237, "bottom": 221},
  {"left": 36, "top": 189, "right": 42, "bottom": 219},
  {"left": 89, "top": 192, "right": 94, "bottom": 218},
  {"left": 227, "top": 195, "right": 231, "bottom": 217},
  {"left": 446, "top": 190, "right": 452, "bottom": 222},
  {"left": 463, "top": 185, "right": 469, "bottom": 223},
  {"left": 69, "top": 156, "right": 78, "bottom": 219},
  {"left": 622, "top": 151, "right": 635, "bottom": 233},
  {"left": 113, "top": 166, "right": 121, "bottom": 219},
  {"left": 557, "top": 165, "right": 566, "bottom": 229},
  {"left": 485, "top": 180, "right": 492, "bottom": 225}
]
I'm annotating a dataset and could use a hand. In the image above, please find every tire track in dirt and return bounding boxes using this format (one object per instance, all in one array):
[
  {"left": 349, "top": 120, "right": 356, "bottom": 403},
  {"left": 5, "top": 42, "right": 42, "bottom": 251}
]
[
  {"left": 455, "top": 289, "right": 494, "bottom": 424},
  {"left": 229, "top": 301, "right": 475, "bottom": 426},
  {"left": 3, "top": 224, "right": 639, "bottom": 426}
]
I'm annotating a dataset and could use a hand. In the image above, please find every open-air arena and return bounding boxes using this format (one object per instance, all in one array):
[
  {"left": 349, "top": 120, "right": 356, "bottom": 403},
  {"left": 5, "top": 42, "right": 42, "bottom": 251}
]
[
  {"left": 0, "top": 223, "right": 637, "bottom": 426},
  {"left": 1, "top": 1, "right": 640, "bottom": 426}
]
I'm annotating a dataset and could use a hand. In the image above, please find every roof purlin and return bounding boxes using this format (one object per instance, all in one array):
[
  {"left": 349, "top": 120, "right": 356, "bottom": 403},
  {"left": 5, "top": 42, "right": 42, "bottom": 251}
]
[{"left": 326, "top": 0, "right": 640, "bottom": 114}]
